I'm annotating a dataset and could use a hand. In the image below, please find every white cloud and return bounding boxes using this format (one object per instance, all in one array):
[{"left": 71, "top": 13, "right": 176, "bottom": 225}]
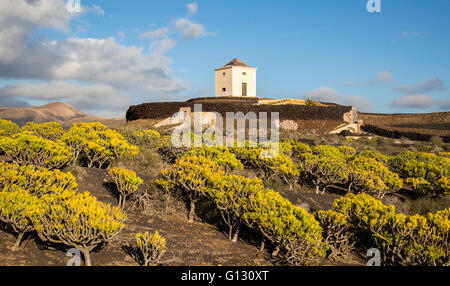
[
  {"left": 0, "top": 0, "right": 194, "bottom": 116},
  {"left": 91, "top": 5, "right": 105, "bottom": 17},
  {"left": 393, "top": 77, "right": 445, "bottom": 95},
  {"left": 175, "top": 18, "right": 209, "bottom": 39},
  {"left": 0, "top": 81, "right": 131, "bottom": 113},
  {"left": 393, "top": 31, "right": 422, "bottom": 43},
  {"left": 140, "top": 27, "right": 170, "bottom": 40},
  {"left": 342, "top": 70, "right": 393, "bottom": 87},
  {"left": 302, "top": 87, "right": 373, "bottom": 112},
  {"left": 186, "top": 3, "right": 199, "bottom": 17},
  {"left": 391, "top": 94, "right": 450, "bottom": 110}
]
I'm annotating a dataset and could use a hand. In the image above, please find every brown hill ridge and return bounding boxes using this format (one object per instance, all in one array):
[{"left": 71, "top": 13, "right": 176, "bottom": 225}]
[{"left": 0, "top": 102, "right": 124, "bottom": 128}]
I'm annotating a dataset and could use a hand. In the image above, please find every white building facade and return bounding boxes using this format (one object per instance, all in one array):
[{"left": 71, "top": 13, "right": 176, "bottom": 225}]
[{"left": 215, "top": 58, "right": 257, "bottom": 97}]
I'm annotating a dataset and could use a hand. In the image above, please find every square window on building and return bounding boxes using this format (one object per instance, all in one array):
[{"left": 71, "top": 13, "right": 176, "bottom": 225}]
[
  {"left": 243, "top": 72, "right": 247, "bottom": 75},
  {"left": 222, "top": 88, "right": 226, "bottom": 92}
]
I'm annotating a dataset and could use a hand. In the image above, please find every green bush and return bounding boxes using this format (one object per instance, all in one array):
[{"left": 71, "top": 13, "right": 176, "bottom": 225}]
[
  {"left": 0, "top": 162, "right": 78, "bottom": 197},
  {"left": 21, "top": 122, "right": 64, "bottom": 141},
  {"left": 0, "top": 186, "right": 42, "bottom": 251},
  {"left": 333, "top": 193, "right": 449, "bottom": 265},
  {"left": 389, "top": 151, "right": 449, "bottom": 195},
  {"left": 0, "top": 119, "right": 20, "bottom": 137},
  {"left": 0, "top": 133, "right": 72, "bottom": 169},
  {"left": 243, "top": 188, "right": 326, "bottom": 265}
]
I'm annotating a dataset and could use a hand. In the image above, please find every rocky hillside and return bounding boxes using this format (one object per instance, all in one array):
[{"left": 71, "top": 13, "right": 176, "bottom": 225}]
[{"left": 0, "top": 102, "right": 125, "bottom": 128}]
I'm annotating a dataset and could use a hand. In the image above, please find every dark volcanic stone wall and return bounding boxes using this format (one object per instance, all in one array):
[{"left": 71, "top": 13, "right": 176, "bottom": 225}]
[
  {"left": 361, "top": 125, "right": 450, "bottom": 143},
  {"left": 125, "top": 102, "right": 353, "bottom": 122}
]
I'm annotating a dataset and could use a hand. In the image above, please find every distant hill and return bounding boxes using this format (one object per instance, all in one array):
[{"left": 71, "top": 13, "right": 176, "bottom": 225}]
[{"left": 0, "top": 102, "right": 125, "bottom": 128}]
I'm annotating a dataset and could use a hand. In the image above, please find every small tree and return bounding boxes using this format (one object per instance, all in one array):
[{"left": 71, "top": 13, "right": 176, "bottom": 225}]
[
  {"left": 184, "top": 147, "right": 243, "bottom": 173},
  {"left": 21, "top": 122, "right": 65, "bottom": 141},
  {"left": 243, "top": 188, "right": 326, "bottom": 263},
  {"left": 62, "top": 122, "right": 139, "bottom": 168},
  {"left": 299, "top": 147, "right": 349, "bottom": 194},
  {"left": 0, "top": 162, "right": 78, "bottom": 197},
  {"left": 0, "top": 133, "right": 72, "bottom": 170},
  {"left": 0, "top": 119, "right": 20, "bottom": 137},
  {"left": 348, "top": 157, "right": 403, "bottom": 199},
  {"left": 315, "top": 210, "right": 355, "bottom": 261},
  {"left": 159, "top": 156, "right": 224, "bottom": 223},
  {"left": 135, "top": 231, "right": 166, "bottom": 266},
  {"left": 389, "top": 151, "right": 449, "bottom": 195},
  {"left": 207, "top": 175, "right": 265, "bottom": 242},
  {"left": 33, "top": 191, "right": 127, "bottom": 266},
  {"left": 108, "top": 167, "right": 144, "bottom": 209},
  {"left": 0, "top": 186, "right": 42, "bottom": 251}
]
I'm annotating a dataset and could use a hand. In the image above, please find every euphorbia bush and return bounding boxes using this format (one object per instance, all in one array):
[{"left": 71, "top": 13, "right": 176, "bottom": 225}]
[
  {"left": 21, "top": 122, "right": 65, "bottom": 141},
  {"left": 0, "top": 133, "right": 72, "bottom": 169},
  {"left": 121, "top": 129, "right": 161, "bottom": 148},
  {"left": 0, "top": 186, "right": 42, "bottom": 251},
  {"left": 62, "top": 122, "right": 139, "bottom": 168},
  {"left": 356, "top": 150, "right": 389, "bottom": 163},
  {"left": 207, "top": 175, "right": 265, "bottom": 242},
  {"left": 388, "top": 151, "right": 449, "bottom": 195},
  {"left": 33, "top": 191, "right": 127, "bottom": 266},
  {"left": 135, "top": 231, "right": 166, "bottom": 266},
  {"left": 348, "top": 157, "right": 403, "bottom": 199},
  {"left": 157, "top": 135, "right": 188, "bottom": 163},
  {"left": 298, "top": 145, "right": 348, "bottom": 194},
  {"left": 243, "top": 189, "right": 326, "bottom": 265},
  {"left": 158, "top": 156, "right": 225, "bottom": 223},
  {"left": 332, "top": 193, "right": 449, "bottom": 265},
  {"left": 0, "top": 119, "right": 20, "bottom": 137},
  {"left": 315, "top": 210, "right": 355, "bottom": 261},
  {"left": 184, "top": 147, "right": 243, "bottom": 173},
  {"left": 108, "top": 167, "right": 144, "bottom": 209},
  {"left": 0, "top": 162, "right": 78, "bottom": 197}
]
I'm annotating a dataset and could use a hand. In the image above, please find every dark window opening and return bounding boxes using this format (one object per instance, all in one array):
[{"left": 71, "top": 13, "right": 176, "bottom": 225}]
[{"left": 222, "top": 87, "right": 226, "bottom": 92}]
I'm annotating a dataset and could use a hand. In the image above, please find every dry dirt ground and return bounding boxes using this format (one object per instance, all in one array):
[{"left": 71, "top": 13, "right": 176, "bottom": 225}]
[
  {"left": 0, "top": 165, "right": 369, "bottom": 266},
  {"left": 359, "top": 112, "right": 450, "bottom": 137}
]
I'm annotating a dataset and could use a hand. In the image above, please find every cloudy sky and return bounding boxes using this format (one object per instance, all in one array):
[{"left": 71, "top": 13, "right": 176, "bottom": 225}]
[{"left": 0, "top": 0, "right": 449, "bottom": 117}]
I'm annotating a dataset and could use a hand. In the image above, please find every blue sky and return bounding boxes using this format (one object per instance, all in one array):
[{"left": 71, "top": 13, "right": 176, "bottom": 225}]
[{"left": 0, "top": 0, "right": 449, "bottom": 116}]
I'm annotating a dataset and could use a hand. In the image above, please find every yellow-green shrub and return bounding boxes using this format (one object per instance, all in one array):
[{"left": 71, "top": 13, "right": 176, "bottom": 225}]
[
  {"left": 62, "top": 122, "right": 139, "bottom": 168},
  {"left": 135, "top": 231, "right": 166, "bottom": 266},
  {"left": 389, "top": 151, "right": 449, "bottom": 195},
  {"left": 184, "top": 146, "right": 243, "bottom": 173},
  {"left": 33, "top": 191, "right": 127, "bottom": 266},
  {"left": 338, "top": 146, "right": 356, "bottom": 159},
  {"left": 121, "top": 129, "right": 161, "bottom": 148},
  {"left": 289, "top": 140, "right": 312, "bottom": 157},
  {"left": 157, "top": 135, "right": 188, "bottom": 163},
  {"left": 207, "top": 175, "right": 265, "bottom": 242},
  {"left": 356, "top": 150, "right": 389, "bottom": 163},
  {"left": 0, "top": 119, "right": 20, "bottom": 137},
  {"left": 243, "top": 189, "right": 326, "bottom": 265},
  {"left": 332, "top": 193, "right": 449, "bottom": 265},
  {"left": 0, "top": 133, "right": 72, "bottom": 169},
  {"left": 158, "top": 156, "right": 225, "bottom": 223},
  {"left": 108, "top": 167, "right": 144, "bottom": 209},
  {"left": 21, "top": 122, "right": 64, "bottom": 141},
  {"left": 0, "top": 162, "right": 77, "bottom": 197},
  {"left": 299, "top": 146, "right": 349, "bottom": 194},
  {"left": 0, "top": 186, "right": 43, "bottom": 251},
  {"left": 348, "top": 157, "right": 403, "bottom": 199},
  {"left": 315, "top": 210, "right": 355, "bottom": 261}
]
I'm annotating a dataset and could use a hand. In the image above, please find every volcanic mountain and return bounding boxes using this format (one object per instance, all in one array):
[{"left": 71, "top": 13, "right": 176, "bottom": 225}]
[{"left": 0, "top": 102, "right": 125, "bottom": 128}]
